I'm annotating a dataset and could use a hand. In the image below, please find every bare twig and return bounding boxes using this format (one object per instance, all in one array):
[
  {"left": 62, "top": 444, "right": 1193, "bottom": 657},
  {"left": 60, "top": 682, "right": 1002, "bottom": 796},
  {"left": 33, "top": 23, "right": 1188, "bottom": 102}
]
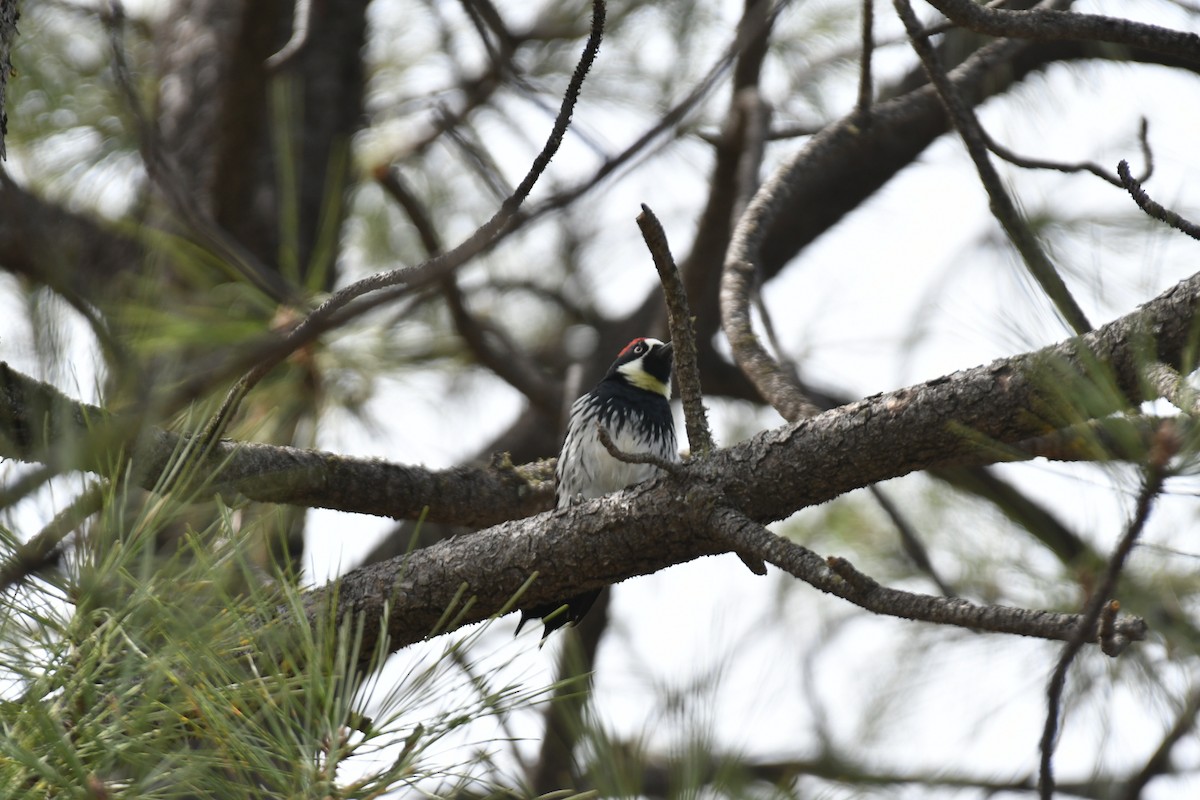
[
  {"left": 457, "top": 0, "right": 508, "bottom": 70},
  {"left": 636, "top": 204, "right": 714, "bottom": 457},
  {"left": 894, "top": 0, "right": 1092, "bottom": 335},
  {"left": 718, "top": 42, "right": 825, "bottom": 422},
  {"left": 708, "top": 506, "right": 1147, "bottom": 649},
  {"left": 985, "top": 117, "right": 1153, "bottom": 187},
  {"left": 595, "top": 422, "right": 682, "bottom": 476},
  {"left": 721, "top": 191, "right": 827, "bottom": 421},
  {"left": 1038, "top": 436, "right": 1173, "bottom": 799},
  {"left": 374, "top": 166, "right": 444, "bottom": 255},
  {"left": 1118, "top": 159, "right": 1200, "bottom": 241},
  {"left": 522, "top": 0, "right": 786, "bottom": 222}
]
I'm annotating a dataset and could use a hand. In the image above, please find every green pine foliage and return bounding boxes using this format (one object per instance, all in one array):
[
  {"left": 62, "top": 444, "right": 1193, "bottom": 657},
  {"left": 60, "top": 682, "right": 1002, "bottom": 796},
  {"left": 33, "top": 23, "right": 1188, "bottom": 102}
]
[{"left": 0, "top": 476, "right": 542, "bottom": 798}]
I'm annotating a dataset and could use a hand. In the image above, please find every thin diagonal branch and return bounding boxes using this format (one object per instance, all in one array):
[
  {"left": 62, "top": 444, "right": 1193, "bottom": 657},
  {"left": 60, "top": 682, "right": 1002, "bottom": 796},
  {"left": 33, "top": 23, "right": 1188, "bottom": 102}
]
[
  {"left": 443, "top": 276, "right": 560, "bottom": 415},
  {"left": 985, "top": 117, "right": 1153, "bottom": 187},
  {"left": 0, "top": 484, "right": 106, "bottom": 593},
  {"left": 868, "top": 484, "right": 955, "bottom": 596},
  {"left": 1038, "top": 434, "right": 1174, "bottom": 799},
  {"left": 893, "top": 0, "right": 1092, "bottom": 335},
  {"left": 376, "top": 165, "right": 560, "bottom": 414}
]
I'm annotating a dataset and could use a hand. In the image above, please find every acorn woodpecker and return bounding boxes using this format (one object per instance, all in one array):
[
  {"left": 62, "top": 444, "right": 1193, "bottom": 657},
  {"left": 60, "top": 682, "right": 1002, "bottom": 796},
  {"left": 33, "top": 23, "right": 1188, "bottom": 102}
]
[{"left": 517, "top": 337, "right": 678, "bottom": 640}]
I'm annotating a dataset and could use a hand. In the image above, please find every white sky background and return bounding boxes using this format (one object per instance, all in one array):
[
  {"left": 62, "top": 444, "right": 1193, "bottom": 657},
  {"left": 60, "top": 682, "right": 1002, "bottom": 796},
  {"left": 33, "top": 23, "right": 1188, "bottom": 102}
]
[{"left": 3, "top": 0, "right": 1200, "bottom": 797}]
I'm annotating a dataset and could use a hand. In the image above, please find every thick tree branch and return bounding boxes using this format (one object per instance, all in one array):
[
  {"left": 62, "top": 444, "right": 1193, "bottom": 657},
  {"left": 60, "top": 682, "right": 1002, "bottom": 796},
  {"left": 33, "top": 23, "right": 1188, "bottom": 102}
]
[
  {"left": 6, "top": 256, "right": 1200, "bottom": 539},
  {"left": 0, "top": 173, "right": 142, "bottom": 300},
  {"left": 0, "top": 363, "right": 553, "bottom": 527}
]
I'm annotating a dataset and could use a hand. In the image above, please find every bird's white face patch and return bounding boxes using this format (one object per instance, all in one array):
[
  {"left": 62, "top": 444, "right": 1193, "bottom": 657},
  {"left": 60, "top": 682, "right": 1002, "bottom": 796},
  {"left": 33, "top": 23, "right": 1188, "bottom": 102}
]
[{"left": 617, "top": 338, "right": 671, "bottom": 399}]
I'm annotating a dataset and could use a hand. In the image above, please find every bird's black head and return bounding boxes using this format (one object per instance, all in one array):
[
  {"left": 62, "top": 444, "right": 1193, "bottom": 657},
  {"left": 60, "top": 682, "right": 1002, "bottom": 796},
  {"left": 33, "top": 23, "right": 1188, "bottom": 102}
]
[{"left": 605, "top": 337, "right": 673, "bottom": 398}]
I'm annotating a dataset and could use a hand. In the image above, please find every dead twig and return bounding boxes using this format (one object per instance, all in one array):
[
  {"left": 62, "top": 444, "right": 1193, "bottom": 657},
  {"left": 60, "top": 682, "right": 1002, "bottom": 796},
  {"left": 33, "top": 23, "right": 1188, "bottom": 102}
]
[
  {"left": 595, "top": 422, "right": 682, "bottom": 476},
  {"left": 894, "top": 0, "right": 1092, "bottom": 335},
  {"left": 708, "top": 506, "right": 1147, "bottom": 651},
  {"left": 985, "top": 117, "right": 1153, "bottom": 187},
  {"left": 636, "top": 204, "right": 714, "bottom": 457},
  {"left": 1038, "top": 432, "right": 1174, "bottom": 799}
]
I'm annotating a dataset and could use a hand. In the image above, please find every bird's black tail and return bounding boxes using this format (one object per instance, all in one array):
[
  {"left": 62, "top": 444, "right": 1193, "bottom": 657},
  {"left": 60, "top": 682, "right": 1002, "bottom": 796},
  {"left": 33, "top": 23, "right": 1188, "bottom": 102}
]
[{"left": 515, "top": 589, "right": 602, "bottom": 641}]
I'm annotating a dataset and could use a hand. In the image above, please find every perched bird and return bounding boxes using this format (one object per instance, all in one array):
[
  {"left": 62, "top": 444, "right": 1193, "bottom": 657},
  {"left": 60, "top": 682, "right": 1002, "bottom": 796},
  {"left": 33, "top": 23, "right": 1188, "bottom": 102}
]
[{"left": 517, "top": 337, "right": 678, "bottom": 640}]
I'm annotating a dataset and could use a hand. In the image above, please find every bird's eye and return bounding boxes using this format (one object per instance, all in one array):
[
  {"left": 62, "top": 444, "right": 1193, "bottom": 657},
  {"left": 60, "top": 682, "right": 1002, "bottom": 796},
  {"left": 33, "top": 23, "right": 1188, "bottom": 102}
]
[{"left": 634, "top": 343, "right": 647, "bottom": 354}]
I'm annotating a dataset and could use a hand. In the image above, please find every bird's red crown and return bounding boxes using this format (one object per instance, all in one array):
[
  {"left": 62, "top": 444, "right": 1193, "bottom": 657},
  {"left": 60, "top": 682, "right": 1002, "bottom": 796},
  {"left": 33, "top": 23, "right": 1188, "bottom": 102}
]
[{"left": 617, "top": 338, "right": 648, "bottom": 358}]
